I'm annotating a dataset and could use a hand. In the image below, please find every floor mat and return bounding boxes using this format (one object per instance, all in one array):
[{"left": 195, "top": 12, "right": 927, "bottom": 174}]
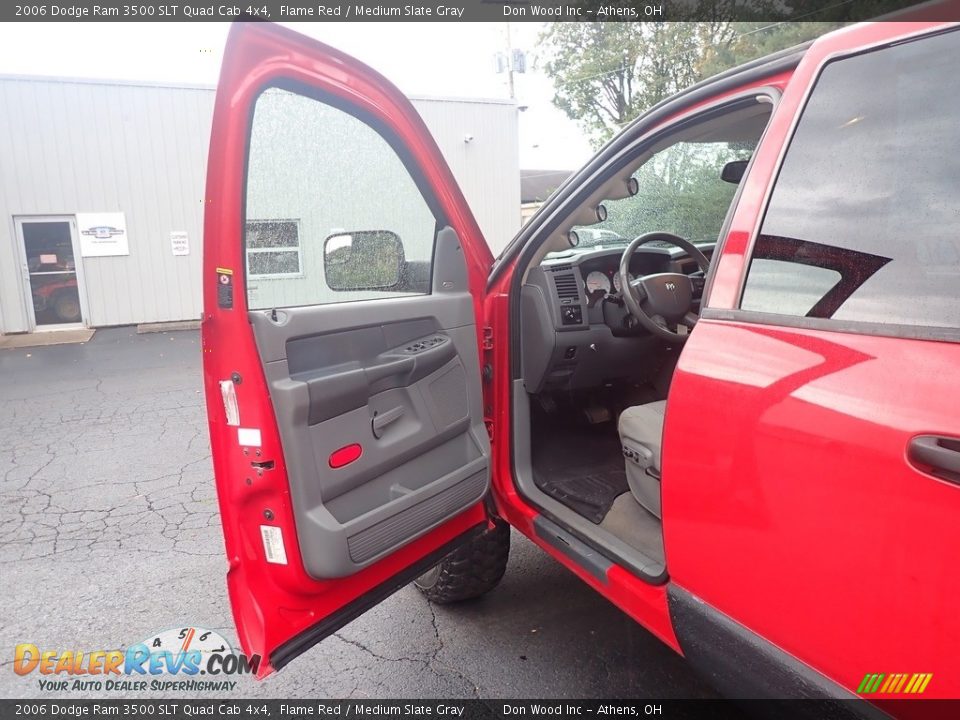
[
  {"left": 536, "top": 469, "right": 628, "bottom": 524},
  {"left": 531, "top": 419, "right": 628, "bottom": 524}
]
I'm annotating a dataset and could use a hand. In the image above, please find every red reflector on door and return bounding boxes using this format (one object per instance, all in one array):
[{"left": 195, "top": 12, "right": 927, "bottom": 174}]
[{"left": 329, "top": 443, "right": 362, "bottom": 469}]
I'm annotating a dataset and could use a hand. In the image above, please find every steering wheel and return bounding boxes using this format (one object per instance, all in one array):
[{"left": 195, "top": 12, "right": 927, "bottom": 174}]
[{"left": 618, "top": 231, "right": 710, "bottom": 343}]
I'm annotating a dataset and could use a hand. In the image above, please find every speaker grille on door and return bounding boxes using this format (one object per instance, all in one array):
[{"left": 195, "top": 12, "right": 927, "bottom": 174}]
[
  {"left": 426, "top": 363, "right": 468, "bottom": 430},
  {"left": 347, "top": 471, "right": 486, "bottom": 563}
]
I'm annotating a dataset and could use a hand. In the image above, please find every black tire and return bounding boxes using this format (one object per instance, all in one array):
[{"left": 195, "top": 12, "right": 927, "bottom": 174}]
[
  {"left": 414, "top": 519, "right": 510, "bottom": 604},
  {"left": 53, "top": 292, "right": 81, "bottom": 323}
]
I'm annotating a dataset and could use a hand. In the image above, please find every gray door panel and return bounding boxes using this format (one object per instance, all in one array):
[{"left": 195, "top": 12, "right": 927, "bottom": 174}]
[{"left": 250, "top": 229, "right": 489, "bottom": 579}]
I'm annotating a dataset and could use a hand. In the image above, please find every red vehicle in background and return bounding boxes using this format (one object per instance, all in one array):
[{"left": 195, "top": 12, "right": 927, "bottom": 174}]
[
  {"left": 28, "top": 256, "right": 82, "bottom": 323},
  {"left": 202, "top": 14, "right": 960, "bottom": 704}
]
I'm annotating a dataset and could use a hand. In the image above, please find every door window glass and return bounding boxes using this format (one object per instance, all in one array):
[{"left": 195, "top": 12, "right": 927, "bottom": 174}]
[
  {"left": 245, "top": 88, "right": 437, "bottom": 309},
  {"left": 741, "top": 259, "right": 841, "bottom": 317},
  {"left": 22, "top": 221, "right": 82, "bottom": 325},
  {"left": 741, "top": 30, "right": 960, "bottom": 330}
]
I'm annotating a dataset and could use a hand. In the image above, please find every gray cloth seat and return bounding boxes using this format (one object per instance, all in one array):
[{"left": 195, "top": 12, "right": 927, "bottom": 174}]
[{"left": 618, "top": 400, "right": 667, "bottom": 518}]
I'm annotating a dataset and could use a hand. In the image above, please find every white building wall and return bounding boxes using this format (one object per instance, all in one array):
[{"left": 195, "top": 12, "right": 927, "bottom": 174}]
[
  {"left": 414, "top": 96, "right": 521, "bottom": 253},
  {"left": 0, "top": 76, "right": 520, "bottom": 333}
]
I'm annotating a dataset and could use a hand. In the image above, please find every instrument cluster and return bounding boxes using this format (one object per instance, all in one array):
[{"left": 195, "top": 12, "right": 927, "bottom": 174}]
[{"left": 583, "top": 269, "right": 634, "bottom": 296}]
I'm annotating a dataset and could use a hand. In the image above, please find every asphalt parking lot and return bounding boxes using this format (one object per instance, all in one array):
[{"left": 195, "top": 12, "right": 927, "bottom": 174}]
[{"left": 0, "top": 326, "right": 715, "bottom": 700}]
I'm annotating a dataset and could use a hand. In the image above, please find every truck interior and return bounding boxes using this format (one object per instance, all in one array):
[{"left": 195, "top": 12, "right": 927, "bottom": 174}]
[{"left": 511, "top": 96, "right": 775, "bottom": 581}]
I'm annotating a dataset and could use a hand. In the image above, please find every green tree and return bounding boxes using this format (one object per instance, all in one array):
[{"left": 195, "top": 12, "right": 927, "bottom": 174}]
[
  {"left": 538, "top": 23, "right": 642, "bottom": 147},
  {"left": 540, "top": 23, "right": 741, "bottom": 147},
  {"left": 539, "top": 18, "right": 853, "bottom": 148}
]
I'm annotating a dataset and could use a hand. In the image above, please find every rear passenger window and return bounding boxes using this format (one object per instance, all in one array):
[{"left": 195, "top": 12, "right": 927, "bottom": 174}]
[
  {"left": 244, "top": 87, "right": 437, "bottom": 310},
  {"left": 741, "top": 30, "right": 960, "bottom": 330}
]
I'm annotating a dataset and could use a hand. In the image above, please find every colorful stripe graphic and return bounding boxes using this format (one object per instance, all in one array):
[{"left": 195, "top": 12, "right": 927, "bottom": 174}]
[{"left": 858, "top": 672, "right": 932, "bottom": 694}]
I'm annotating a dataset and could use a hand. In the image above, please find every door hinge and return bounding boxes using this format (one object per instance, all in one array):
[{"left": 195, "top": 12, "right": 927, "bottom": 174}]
[
  {"left": 482, "top": 327, "right": 494, "bottom": 350},
  {"left": 484, "top": 418, "right": 494, "bottom": 441}
]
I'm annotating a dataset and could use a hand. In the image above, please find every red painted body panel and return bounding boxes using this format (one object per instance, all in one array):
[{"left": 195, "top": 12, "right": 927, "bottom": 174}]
[
  {"left": 664, "top": 321, "right": 960, "bottom": 697},
  {"left": 202, "top": 22, "right": 493, "bottom": 675},
  {"left": 664, "top": 20, "right": 960, "bottom": 697}
]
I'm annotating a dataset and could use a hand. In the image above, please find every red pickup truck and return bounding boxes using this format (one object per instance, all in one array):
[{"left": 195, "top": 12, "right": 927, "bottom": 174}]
[{"left": 202, "top": 16, "right": 960, "bottom": 702}]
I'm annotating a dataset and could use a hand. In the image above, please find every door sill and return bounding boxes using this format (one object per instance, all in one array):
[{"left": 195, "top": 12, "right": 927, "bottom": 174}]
[{"left": 521, "top": 485, "right": 668, "bottom": 584}]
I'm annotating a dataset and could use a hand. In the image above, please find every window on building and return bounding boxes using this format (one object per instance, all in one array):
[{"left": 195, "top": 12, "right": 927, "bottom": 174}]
[
  {"left": 245, "top": 220, "right": 302, "bottom": 278},
  {"left": 741, "top": 29, "right": 960, "bottom": 331}
]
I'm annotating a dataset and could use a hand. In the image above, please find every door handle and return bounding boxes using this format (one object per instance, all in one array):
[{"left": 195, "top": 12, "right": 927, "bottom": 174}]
[
  {"left": 371, "top": 406, "right": 405, "bottom": 439},
  {"left": 907, "top": 435, "right": 960, "bottom": 484}
]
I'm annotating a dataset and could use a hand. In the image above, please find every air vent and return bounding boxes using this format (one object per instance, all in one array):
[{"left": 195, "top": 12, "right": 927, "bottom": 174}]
[
  {"left": 548, "top": 264, "right": 573, "bottom": 273},
  {"left": 553, "top": 273, "right": 579, "bottom": 301}
]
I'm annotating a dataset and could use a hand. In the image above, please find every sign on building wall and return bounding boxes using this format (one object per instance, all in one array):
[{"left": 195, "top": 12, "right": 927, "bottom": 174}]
[
  {"left": 170, "top": 231, "right": 190, "bottom": 256},
  {"left": 76, "top": 212, "right": 129, "bottom": 257}
]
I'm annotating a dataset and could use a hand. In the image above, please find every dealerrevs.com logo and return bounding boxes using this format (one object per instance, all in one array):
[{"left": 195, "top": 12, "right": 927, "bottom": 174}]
[{"left": 13, "top": 627, "right": 261, "bottom": 693}]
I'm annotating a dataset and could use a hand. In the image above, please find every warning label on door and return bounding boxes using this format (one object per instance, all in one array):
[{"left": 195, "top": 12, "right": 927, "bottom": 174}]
[
  {"left": 216, "top": 266, "right": 234, "bottom": 309},
  {"left": 260, "top": 525, "right": 288, "bottom": 565}
]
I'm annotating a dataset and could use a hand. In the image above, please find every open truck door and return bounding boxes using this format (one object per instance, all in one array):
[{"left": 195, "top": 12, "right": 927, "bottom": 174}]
[{"left": 202, "top": 22, "right": 495, "bottom": 676}]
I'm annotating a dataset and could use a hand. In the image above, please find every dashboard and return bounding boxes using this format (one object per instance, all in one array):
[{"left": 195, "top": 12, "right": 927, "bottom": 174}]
[{"left": 519, "top": 242, "right": 713, "bottom": 393}]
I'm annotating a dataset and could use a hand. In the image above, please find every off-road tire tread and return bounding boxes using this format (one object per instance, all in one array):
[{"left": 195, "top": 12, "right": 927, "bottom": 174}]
[{"left": 415, "top": 520, "right": 510, "bottom": 604}]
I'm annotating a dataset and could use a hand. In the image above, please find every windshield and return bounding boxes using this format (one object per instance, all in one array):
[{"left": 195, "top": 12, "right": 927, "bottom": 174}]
[{"left": 547, "top": 138, "right": 756, "bottom": 259}]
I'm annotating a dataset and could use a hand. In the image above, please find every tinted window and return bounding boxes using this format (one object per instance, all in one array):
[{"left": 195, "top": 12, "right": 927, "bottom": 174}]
[
  {"left": 741, "top": 259, "right": 840, "bottom": 317},
  {"left": 245, "top": 88, "right": 436, "bottom": 309},
  {"left": 742, "top": 30, "right": 960, "bottom": 330}
]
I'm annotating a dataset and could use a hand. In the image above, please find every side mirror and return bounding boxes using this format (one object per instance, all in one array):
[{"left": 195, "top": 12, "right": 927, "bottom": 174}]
[
  {"left": 721, "top": 159, "right": 750, "bottom": 185},
  {"left": 324, "top": 230, "right": 404, "bottom": 290}
]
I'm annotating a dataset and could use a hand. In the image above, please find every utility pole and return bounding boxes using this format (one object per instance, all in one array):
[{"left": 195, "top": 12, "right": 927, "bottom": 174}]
[{"left": 494, "top": 22, "right": 525, "bottom": 100}]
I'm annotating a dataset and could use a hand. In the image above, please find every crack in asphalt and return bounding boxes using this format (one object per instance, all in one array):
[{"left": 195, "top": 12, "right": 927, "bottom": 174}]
[
  {"left": 328, "top": 599, "right": 482, "bottom": 698},
  {"left": 0, "top": 385, "right": 218, "bottom": 564}
]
